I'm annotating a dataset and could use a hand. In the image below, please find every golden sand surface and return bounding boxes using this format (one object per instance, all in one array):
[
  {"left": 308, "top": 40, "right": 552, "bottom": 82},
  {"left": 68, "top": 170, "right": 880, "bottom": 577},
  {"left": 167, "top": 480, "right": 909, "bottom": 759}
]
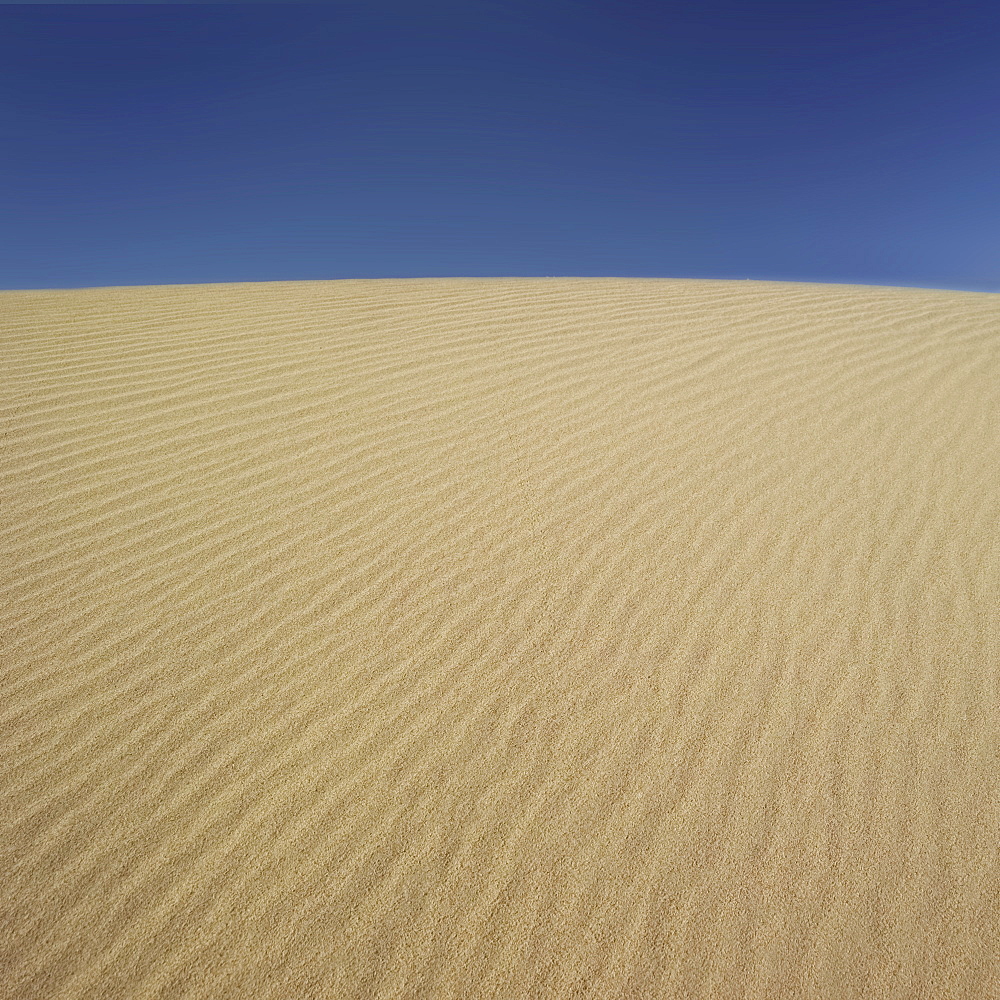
[{"left": 2, "top": 278, "right": 999, "bottom": 999}]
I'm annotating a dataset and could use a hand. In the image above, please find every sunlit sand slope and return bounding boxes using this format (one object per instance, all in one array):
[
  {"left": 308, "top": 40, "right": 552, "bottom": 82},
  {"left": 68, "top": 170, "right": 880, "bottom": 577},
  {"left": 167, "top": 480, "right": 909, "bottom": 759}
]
[{"left": 2, "top": 278, "right": 999, "bottom": 999}]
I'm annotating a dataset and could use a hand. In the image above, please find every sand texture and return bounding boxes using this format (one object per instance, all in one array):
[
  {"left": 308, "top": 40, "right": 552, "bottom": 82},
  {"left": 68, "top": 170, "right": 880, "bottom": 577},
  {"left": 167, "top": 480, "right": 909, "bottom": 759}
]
[{"left": 2, "top": 277, "right": 999, "bottom": 999}]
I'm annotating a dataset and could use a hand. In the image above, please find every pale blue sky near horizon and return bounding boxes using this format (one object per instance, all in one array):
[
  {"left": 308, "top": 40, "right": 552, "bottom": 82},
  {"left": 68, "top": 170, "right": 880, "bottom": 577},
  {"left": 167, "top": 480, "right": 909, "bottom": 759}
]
[{"left": 2, "top": 2, "right": 998, "bottom": 291}]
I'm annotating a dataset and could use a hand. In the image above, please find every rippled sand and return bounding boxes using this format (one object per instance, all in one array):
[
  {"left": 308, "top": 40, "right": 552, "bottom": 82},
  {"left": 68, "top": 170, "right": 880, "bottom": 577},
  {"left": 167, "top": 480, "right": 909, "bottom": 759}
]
[{"left": 2, "top": 278, "right": 998, "bottom": 999}]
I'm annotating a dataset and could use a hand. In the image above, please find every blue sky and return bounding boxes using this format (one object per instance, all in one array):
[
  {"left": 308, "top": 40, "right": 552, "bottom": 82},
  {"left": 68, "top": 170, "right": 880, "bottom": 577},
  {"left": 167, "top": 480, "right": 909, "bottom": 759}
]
[{"left": 2, "top": 2, "right": 998, "bottom": 290}]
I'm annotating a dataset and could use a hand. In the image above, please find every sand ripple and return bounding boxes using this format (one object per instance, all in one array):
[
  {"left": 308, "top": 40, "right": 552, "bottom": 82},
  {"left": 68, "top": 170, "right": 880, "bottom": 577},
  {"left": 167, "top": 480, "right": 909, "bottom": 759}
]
[{"left": 2, "top": 278, "right": 999, "bottom": 998}]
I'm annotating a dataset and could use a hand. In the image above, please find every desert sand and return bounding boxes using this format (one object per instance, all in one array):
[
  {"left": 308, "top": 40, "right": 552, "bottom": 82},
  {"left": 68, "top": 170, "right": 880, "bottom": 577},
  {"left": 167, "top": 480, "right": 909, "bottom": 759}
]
[{"left": 2, "top": 277, "right": 998, "bottom": 999}]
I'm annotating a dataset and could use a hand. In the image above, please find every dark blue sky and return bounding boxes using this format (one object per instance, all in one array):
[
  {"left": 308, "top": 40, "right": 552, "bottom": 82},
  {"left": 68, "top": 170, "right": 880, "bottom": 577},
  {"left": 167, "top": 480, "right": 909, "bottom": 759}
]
[{"left": 2, "top": 2, "right": 998, "bottom": 290}]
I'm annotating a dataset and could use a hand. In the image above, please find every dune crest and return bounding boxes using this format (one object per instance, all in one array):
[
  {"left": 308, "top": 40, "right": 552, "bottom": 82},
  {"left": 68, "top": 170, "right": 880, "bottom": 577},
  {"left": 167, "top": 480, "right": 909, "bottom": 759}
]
[{"left": 2, "top": 278, "right": 998, "bottom": 998}]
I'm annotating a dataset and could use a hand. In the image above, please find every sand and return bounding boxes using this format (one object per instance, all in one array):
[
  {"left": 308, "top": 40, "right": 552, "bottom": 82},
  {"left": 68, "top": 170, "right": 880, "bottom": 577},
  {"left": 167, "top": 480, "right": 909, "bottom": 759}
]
[{"left": 2, "top": 277, "right": 998, "bottom": 999}]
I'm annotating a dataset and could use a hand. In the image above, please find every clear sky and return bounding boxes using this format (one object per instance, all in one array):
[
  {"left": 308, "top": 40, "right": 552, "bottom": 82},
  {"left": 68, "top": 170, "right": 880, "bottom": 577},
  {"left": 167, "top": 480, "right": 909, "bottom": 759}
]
[{"left": 2, "top": 2, "right": 998, "bottom": 290}]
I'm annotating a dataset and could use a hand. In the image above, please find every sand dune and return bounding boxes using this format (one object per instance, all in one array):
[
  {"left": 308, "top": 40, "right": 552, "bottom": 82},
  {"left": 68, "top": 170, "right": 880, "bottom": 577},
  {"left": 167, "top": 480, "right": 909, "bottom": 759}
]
[{"left": 2, "top": 277, "right": 998, "bottom": 999}]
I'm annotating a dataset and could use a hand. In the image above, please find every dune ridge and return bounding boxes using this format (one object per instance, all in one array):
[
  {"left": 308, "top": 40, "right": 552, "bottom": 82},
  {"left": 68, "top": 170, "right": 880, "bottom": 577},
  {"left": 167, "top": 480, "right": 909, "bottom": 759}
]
[{"left": 2, "top": 277, "right": 999, "bottom": 998}]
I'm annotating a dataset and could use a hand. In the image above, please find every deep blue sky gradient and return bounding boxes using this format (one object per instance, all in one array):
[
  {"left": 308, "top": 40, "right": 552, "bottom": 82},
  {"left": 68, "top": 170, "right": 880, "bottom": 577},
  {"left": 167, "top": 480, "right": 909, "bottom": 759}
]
[{"left": 2, "top": 2, "right": 998, "bottom": 290}]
